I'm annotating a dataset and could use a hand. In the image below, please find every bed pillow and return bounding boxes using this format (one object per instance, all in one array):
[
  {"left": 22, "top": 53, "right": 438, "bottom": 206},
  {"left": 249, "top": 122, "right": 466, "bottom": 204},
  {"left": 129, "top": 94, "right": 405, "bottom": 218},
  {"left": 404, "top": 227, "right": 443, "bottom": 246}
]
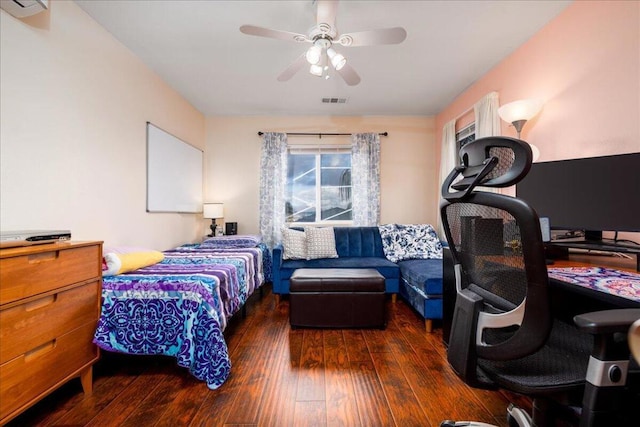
[
  {"left": 281, "top": 228, "right": 307, "bottom": 260},
  {"left": 379, "top": 223, "right": 443, "bottom": 262},
  {"left": 201, "top": 234, "right": 262, "bottom": 249},
  {"left": 305, "top": 227, "right": 338, "bottom": 260},
  {"left": 103, "top": 251, "right": 165, "bottom": 276},
  {"left": 103, "top": 246, "right": 156, "bottom": 255}
]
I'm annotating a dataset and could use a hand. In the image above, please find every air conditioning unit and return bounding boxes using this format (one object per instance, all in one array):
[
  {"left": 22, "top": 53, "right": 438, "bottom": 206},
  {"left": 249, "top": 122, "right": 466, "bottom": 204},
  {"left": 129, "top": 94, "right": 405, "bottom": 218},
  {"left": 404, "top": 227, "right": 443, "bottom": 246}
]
[{"left": 0, "top": 0, "right": 48, "bottom": 18}]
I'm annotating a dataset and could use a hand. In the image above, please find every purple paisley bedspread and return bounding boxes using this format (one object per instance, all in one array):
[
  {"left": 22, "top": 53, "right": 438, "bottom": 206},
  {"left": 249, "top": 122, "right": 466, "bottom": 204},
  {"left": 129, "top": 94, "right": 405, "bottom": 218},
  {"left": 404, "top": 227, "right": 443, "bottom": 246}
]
[{"left": 94, "top": 245, "right": 266, "bottom": 389}]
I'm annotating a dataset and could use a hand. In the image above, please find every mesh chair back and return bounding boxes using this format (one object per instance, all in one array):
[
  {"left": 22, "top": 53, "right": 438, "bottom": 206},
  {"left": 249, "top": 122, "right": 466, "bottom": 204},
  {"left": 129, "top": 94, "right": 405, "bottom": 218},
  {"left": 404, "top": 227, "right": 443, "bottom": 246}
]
[
  {"left": 444, "top": 203, "right": 526, "bottom": 312},
  {"left": 441, "top": 137, "right": 551, "bottom": 364}
]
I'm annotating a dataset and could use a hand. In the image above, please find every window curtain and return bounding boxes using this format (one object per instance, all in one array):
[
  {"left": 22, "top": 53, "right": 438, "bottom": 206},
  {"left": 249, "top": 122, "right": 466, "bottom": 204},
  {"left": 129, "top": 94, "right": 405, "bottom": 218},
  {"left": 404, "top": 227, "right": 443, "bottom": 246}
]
[
  {"left": 438, "top": 119, "right": 457, "bottom": 237},
  {"left": 351, "top": 133, "right": 381, "bottom": 226},
  {"left": 474, "top": 91, "right": 501, "bottom": 193},
  {"left": 259, "top": 132, "right": 288, "bottom": 248},
  {"left": 474, "top": 91, "right": 500, "bottom": 138}
]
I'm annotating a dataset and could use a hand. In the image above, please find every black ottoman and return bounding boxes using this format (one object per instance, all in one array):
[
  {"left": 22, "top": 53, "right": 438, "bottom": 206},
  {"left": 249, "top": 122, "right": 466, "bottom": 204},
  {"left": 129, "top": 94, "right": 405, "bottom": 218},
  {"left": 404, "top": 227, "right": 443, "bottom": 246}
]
[{"left": 289, "top": 268, "right": 386, "bottom": 329}]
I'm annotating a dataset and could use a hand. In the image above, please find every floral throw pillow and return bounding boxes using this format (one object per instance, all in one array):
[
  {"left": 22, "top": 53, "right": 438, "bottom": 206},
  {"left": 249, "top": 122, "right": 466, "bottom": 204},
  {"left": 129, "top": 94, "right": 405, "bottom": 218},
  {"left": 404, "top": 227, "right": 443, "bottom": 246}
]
[
  {"left": 379, "top": 223, "right": 443, "bottom": 263},
  {"left": 305, "top": 227, "right": 338, "bottom": 260},
  {"left": 378, "top": 224, "right": 402, "bottom": 262},
  {"left": 281, "top": 228, "right": 307, "bottom": 260}
]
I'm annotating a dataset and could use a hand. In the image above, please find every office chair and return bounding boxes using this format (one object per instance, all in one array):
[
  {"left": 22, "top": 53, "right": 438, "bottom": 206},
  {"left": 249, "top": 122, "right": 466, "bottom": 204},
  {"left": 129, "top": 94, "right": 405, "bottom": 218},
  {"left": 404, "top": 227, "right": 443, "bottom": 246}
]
[
  {"left": 438, "top": 136, "right": 639, "bottom": 427},
  {"left": 631, "top": 318, "right": 640, "bottom": 364}
]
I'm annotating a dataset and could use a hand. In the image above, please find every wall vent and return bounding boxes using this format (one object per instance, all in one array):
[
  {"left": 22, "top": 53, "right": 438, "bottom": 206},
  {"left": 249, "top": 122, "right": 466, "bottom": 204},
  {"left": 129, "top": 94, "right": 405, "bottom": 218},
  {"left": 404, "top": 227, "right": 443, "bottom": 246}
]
[{"left": 322, "top": 98, "right": 347, "bottom": 104}]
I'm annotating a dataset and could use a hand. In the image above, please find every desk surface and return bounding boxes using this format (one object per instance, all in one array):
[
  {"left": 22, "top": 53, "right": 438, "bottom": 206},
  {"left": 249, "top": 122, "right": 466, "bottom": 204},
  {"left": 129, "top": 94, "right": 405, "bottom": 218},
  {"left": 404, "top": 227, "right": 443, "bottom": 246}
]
[
  {"left": 548, "top": 256, "right": 639, "bottom": 308},
  {"left": 551, "top": 254, "right": 637, "bottom": 273}
]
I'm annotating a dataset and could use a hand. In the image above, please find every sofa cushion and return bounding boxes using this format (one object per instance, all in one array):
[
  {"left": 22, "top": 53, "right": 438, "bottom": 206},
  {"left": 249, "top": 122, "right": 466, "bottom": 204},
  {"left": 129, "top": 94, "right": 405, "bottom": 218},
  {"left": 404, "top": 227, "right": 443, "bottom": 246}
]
[
  {"left": 305, "top": 227, "right": 338, "bottom": 260},
  {"left": 397, "top": 259, "right": 443, "bottom": 295},
  {"left": 334, "top": 226, "right": 386, "bottom": 257}
]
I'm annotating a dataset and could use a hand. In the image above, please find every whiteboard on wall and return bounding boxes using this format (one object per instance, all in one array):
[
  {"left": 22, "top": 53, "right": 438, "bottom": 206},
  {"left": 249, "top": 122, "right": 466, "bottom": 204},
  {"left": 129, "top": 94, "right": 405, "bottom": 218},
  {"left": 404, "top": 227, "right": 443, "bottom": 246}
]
[{"left": 147, "top": 122, "right": 203, "bottom": 213}]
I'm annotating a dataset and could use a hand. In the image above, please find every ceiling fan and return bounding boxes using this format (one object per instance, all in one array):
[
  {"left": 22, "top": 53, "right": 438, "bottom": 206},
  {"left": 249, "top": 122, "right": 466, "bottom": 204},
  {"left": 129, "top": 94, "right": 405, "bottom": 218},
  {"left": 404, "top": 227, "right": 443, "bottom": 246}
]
[{"left": 239, "top": 0, "right": 407, "bottom": 86}]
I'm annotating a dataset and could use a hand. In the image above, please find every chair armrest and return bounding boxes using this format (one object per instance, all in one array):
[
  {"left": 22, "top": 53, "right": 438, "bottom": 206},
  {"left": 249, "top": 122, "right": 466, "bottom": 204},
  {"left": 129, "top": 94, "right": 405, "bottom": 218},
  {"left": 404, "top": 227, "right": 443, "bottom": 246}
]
[
  {"left": 574, "top": 309, "right": 640, "bottom": 335},
  {"left": 575, "top": 308, "right": 640, "bottom": 361}
]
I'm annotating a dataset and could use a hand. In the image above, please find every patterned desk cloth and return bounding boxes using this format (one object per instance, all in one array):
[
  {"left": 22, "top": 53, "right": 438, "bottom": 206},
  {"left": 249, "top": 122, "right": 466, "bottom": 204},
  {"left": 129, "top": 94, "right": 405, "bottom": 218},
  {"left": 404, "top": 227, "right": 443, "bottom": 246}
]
[{"left": 547, "top": 267, "right": 640, "bottom": 302}]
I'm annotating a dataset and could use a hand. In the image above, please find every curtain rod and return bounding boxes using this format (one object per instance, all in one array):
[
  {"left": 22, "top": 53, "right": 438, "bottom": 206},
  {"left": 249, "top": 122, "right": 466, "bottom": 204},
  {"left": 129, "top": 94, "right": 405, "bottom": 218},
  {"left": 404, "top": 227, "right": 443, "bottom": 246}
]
[
  {"left": 453, "top": 105, "right": 474, "bottom": 122},
  {"left": 257, "top": 131, "right": 388, "bottom": 138}
]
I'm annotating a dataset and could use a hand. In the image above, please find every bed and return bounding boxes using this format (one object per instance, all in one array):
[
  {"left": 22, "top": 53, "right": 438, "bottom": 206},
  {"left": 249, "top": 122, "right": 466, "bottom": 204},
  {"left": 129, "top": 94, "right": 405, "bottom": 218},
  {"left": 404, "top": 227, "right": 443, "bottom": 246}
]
[{"left": 93, "top": 238, "right": 271, "bottom": 389}]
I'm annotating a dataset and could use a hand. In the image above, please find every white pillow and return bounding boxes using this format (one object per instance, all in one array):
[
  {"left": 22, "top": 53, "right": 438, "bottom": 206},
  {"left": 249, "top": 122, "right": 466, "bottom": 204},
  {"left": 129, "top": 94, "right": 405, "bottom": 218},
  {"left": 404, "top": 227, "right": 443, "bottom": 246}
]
[
  {"left": 305, "top": 227, "right": 338, "bottom": 260},
  {"left": 281, "top": 228, "right": 307, "bottom": 260}
]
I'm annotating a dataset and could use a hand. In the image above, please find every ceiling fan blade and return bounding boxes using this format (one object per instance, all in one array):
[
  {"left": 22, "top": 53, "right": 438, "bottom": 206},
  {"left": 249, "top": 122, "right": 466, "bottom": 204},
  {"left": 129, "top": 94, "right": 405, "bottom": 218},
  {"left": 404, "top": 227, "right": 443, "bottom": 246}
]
[
  {"left": 277, "top": 54, "right": 308, "bottom": 82},
  {"left": 336, "top": 63, "right": 360, "bottom": 86},
  {"left": 240, "top": 25, "right": 310, "bottom": 43},
  {"left": 316, "top": 0, "right": 338, "bottom": 29},
  {"left": 337, "top": 27, "right": 407, "bottom": 47}
]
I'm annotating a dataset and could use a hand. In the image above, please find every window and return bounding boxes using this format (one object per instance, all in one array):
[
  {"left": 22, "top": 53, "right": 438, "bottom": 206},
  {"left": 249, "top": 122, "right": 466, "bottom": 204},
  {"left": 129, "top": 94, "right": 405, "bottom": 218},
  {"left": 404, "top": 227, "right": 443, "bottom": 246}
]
[
  {"left": 285, "top": 147, "right": 352, "bottom": 224},
  {"left": 456, "top": 122, "right": 475, "bottom": 152}
]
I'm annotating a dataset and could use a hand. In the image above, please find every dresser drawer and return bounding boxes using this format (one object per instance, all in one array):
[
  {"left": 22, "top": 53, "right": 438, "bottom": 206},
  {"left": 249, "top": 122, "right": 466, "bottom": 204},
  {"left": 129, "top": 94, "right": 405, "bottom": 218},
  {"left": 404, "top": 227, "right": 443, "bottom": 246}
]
[
  {"left": 0, "top": 280, "right": 100, "bottom": 364},
  {"left": 0, "top": 321, "right": 99, "bottom": 420},
  {"left": 0, "top": 244, "right": 101, "bottom": 305}
]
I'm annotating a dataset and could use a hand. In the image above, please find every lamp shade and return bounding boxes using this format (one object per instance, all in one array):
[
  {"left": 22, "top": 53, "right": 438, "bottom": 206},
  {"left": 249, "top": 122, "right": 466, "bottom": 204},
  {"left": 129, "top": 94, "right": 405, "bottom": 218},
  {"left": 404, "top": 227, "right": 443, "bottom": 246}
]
[
  {"left": 203, "top": 203, "right": 224, "bottom": 219},
  {"left": 309, "top": 64, "right": 323, "bottom": 77},
  {"left": 498, "top": 99, "right": 543, "bottom": 124},
  {"left": 305, "top": 44, "right": 322, "bottom": 65},
  {"left": 327, "top": 48, "right": 346, "bottom": 70}
]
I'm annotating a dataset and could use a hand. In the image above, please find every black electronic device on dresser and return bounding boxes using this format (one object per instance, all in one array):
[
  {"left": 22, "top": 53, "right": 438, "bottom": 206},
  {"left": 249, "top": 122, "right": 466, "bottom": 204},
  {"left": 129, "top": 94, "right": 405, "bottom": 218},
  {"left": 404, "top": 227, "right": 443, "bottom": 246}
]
[{"left": 516, "top": 152, "right": 640, "bottom": 270}]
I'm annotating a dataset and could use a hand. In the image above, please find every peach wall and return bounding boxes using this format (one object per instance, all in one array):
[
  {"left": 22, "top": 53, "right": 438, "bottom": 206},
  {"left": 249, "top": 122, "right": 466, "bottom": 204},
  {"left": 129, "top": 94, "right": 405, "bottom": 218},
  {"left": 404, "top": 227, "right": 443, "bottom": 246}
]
[
  {"left": 436, "top": 0, "right": 639, "bottom": 159},
  {"left": 435, "top": 0, "right": 639, "bottom": 241},
  {"left": 205, "top": 116, "right": 437, "bottom": 234},
  {"left": 0, "top": 1, "right": 205, "bottom": 250}
]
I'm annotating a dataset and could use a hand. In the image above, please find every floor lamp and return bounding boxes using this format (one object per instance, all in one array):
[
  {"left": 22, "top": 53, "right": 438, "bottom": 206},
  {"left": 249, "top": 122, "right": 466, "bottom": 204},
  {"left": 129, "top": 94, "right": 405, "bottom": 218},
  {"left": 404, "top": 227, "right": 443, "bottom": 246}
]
[{"left": 498, "top": 99, "right": 543, "bottom": 160}]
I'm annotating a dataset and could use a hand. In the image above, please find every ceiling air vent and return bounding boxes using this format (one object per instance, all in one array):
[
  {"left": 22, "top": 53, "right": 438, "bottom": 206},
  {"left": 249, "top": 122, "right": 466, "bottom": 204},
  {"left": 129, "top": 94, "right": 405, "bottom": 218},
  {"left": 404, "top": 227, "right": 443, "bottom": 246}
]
[{"left": 322, "top": 98, "right": 347, "bottom": 104}]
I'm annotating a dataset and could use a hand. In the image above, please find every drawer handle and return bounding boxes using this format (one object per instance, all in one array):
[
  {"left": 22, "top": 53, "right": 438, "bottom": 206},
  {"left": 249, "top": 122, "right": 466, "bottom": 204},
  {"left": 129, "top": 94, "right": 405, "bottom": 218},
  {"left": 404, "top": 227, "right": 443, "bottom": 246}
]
[
  {"left": 24, "top": 339, "right": 57, "bottom": 362},
  {"left": 28, "top": 251, "right": 59, "bottom": 263},
  {"left": 25, "top": 294, "right": 57, "bottom": 311}
]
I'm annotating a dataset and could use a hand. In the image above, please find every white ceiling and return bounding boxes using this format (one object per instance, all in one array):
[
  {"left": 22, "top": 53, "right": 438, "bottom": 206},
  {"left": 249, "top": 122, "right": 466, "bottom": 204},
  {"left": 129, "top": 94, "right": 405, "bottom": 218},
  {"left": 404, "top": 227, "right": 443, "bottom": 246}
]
[{"left": 75, "top": 0, "right": 571, "bottom": 116}]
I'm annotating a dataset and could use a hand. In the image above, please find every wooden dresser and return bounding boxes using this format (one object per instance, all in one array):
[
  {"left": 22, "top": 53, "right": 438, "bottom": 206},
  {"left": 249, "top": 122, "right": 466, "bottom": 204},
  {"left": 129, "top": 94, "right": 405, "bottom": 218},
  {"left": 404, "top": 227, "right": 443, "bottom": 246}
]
[{"left": 0, "top": 241, "right": 102, "bottom": 424}]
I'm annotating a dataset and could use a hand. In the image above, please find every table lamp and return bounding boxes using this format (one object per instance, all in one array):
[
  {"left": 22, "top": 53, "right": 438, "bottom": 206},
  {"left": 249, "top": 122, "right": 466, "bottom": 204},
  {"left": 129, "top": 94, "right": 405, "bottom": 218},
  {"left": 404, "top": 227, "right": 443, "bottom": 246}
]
[{"left": 203, "top": 203, "right": 224, "bottom": 237}]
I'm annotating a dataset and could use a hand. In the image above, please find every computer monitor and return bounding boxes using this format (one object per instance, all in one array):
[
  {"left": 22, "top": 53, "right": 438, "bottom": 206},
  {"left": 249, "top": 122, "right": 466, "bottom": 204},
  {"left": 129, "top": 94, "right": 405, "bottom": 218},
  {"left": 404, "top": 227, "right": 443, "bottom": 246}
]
[{"left": 516, "top": 152, "right": 640, "bottom": 245}]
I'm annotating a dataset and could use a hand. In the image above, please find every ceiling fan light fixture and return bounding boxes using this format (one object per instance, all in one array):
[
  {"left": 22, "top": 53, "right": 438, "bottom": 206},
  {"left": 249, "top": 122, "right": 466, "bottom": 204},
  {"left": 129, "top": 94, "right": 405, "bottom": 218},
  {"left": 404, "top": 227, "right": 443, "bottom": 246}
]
[
  {"left": 327, "top": 48, "right": 346, "bottom": 70},
  {"left": 305, "top": 44, "right": 322, "bottom": 65},
  {"left": 309, "top": 64, "right": 323, "bottom": 77}
]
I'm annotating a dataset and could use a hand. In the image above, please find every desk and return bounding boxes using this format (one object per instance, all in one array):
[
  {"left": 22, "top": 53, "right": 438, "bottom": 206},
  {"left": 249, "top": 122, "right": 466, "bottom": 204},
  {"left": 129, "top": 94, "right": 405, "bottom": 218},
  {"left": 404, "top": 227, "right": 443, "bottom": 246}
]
[
  {"left": 441, "top": 250, "right": 639, "bottom": 345},
  {"left": 548, "top": 259, "right": 639, "bottom": 309},
  {"left": 547, "top": 259, "right": 639, "bottom": 326}
]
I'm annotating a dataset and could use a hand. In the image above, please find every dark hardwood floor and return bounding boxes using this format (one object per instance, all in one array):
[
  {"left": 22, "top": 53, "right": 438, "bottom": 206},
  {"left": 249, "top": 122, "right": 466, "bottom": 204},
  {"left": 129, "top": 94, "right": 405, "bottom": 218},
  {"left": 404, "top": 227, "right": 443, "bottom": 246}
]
[{"left": 8, "top": 285, "right": 530, "bottom": 427}]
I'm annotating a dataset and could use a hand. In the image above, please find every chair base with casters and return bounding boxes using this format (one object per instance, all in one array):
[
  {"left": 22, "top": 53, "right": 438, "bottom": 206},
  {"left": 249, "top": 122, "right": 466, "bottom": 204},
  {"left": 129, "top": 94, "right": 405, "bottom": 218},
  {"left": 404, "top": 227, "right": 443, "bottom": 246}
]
[{"left": 440, "top": 404, "right": 531, "bottom": 427}]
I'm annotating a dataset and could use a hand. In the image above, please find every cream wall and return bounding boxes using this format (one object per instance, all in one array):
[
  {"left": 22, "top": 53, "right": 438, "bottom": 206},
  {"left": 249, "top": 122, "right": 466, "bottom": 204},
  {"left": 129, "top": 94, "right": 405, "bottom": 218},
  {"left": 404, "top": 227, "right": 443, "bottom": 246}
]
[
  {"left": 435, "top": 0, "right": 639, "bottom": 240},
  {"left": 205, "top": 116, "right": 437, "bottom": 234},
  {"left": 0, "top": 1, "right": 206, "bottom": 250}
]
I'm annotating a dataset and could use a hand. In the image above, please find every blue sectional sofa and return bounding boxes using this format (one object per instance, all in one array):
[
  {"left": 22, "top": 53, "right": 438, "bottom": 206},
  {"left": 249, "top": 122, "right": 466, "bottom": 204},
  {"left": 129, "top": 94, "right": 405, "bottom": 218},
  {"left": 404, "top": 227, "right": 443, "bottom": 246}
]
[
  {"left": 272, "top": 226, "right": 443, "bottom": 332},
  {"left": 397, "top": 259, "right": 443, "bottom": 332}
]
